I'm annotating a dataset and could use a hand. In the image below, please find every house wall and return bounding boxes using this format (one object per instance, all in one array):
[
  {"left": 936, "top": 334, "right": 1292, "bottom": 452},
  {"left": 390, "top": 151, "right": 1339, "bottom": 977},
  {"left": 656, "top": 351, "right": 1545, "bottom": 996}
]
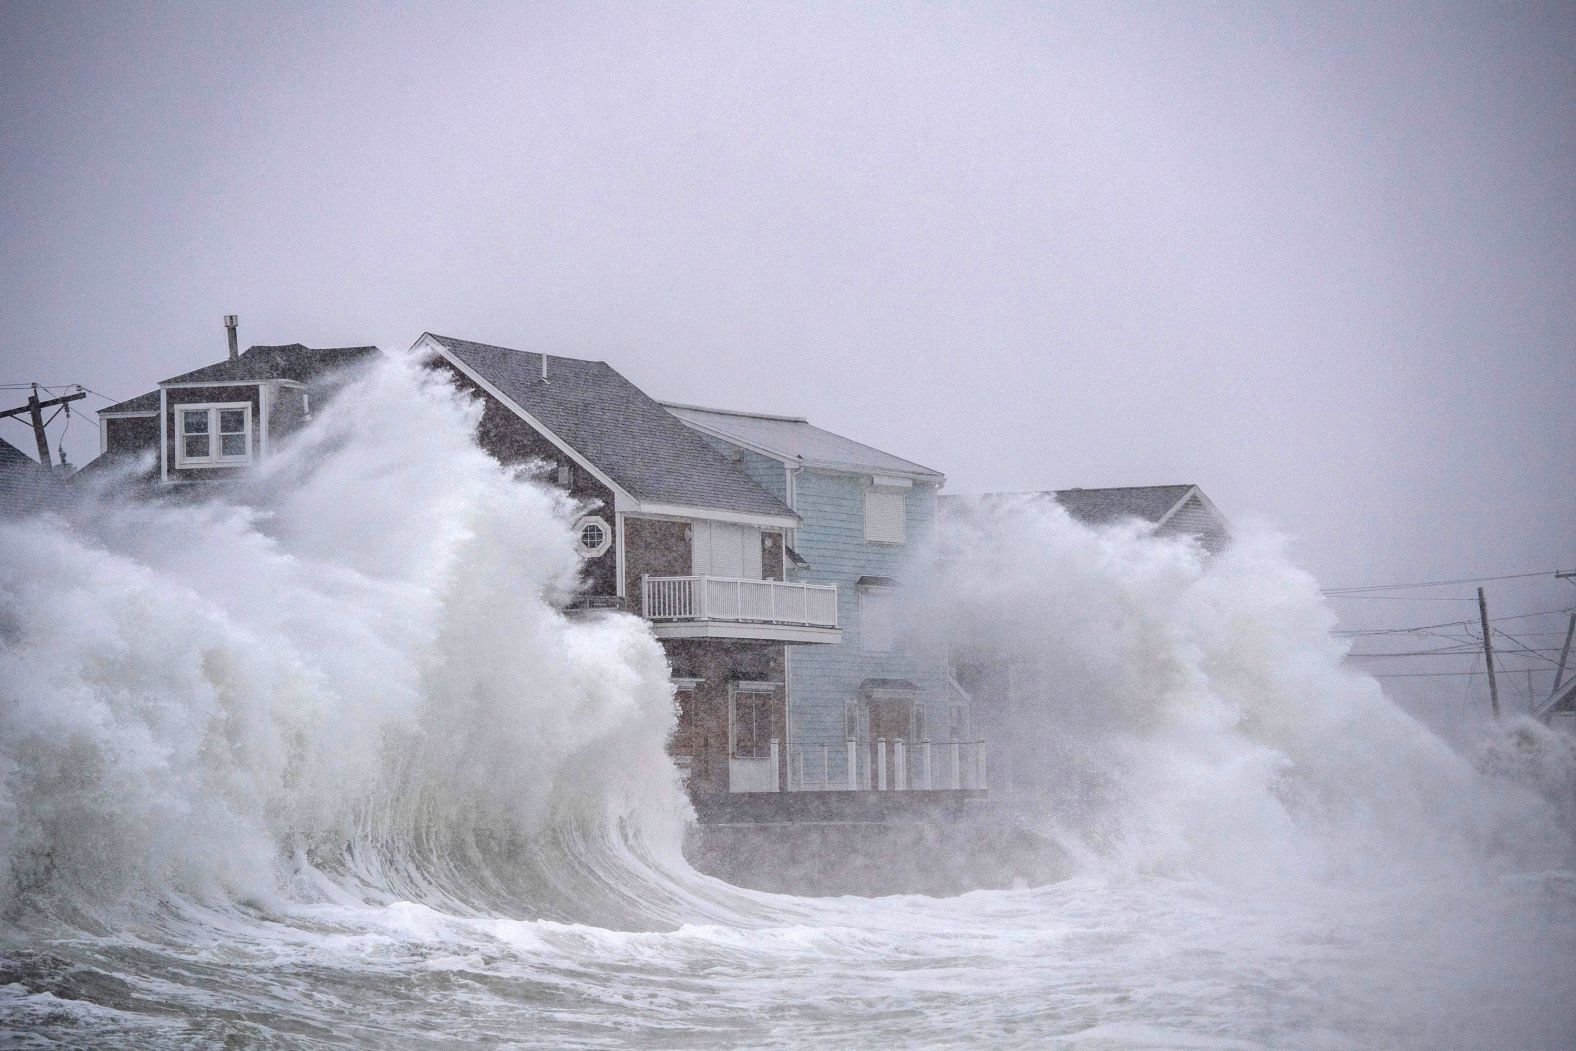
[
  {"left": 268, "top": 382, "right": 309, "bottom": 441},
  {"left": 623, "top": 516, "right": 692, "bottom": 602},
  {"left": 431, "top": 359, "right": 620, "bottom": 597},
  {"left": 785, "top": 468, "right": 951, "bottom": 784},
  {"left": 164, "top": 384, "right": 262, "bottom": 482},
  {"left": 664, "top": 639, "right": 787, "bottom": 796},
  {"left": 104, "top": 415, "right": 158, "bottom": 456}
]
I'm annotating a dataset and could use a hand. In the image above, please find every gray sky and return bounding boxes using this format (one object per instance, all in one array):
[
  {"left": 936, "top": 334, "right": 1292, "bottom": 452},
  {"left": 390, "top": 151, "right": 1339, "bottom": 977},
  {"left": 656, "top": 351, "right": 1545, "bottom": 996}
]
[{"left": 3, "top": 2, "right": 1572, "bottom": 718}]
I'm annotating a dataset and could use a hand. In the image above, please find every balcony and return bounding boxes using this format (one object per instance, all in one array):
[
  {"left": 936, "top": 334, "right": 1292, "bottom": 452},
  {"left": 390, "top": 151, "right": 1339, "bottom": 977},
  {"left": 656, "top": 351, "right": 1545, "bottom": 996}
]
[{"left": 642, "top": 575, "right": 842, "bottom": 644}]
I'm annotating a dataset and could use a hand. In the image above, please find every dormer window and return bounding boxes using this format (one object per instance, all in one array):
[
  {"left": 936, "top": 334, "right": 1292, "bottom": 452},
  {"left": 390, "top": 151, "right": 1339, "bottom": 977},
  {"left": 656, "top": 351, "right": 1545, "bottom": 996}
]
[
  {"left": 574, "top": 515, "right": 612, "bottom": 557},
  {"left": 176, "top": 403, "right": 252, "bottom": 468}
]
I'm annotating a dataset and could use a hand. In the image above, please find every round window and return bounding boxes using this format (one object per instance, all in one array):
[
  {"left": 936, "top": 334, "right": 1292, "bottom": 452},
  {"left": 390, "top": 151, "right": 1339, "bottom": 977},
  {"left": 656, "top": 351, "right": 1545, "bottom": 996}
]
[{"left": 574, "top": 515, "right": 612, "bottom": 557}]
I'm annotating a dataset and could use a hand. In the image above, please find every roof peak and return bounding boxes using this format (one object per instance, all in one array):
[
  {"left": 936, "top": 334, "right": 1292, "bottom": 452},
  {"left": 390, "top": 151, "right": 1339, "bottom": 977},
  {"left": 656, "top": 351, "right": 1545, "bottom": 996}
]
[
  {"left": 1058, "top": 484, "right": 1196, "bottom": 493},
  {"left": 423, "top": 333, "right": 603, "bottom": 367}
]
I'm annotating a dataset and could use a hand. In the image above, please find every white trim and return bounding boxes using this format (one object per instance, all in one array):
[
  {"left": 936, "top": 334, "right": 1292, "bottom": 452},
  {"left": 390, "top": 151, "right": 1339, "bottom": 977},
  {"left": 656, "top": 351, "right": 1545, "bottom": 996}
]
[
  {"left": 870, "top": 475, "right": 913, "bottom": 490},
  {"left": 98, "top": 415, "right": 108, "bottom": 455},
  {"left": 733, "top": 680, "right": 782, "bottom": 693},
  {"left": 1153, "top": 485, "right": 1230, "bottom": 534},
  {"left": 783, "top": 642, "right": 793, "bottom": 766},
  {"left": 97, "top": 410, "right": 158, "bottom": 419},
  {"left": 785, "top": 466, "right": 799, "bottom": 552},
  {"left": 649, "top": 621, "right": 842, "bottom": 644},
  {"left": 636, "top": 502, "right": 798, "bottom": 530},
  {"left": 614, "top": 511, "right": 627, "bottom": 599},
  {"left": 159, "top": 389, "right": 168, "bottom": 482},
  {"left": 258, "top": 382, "right": 271, "bottom": 459},
  {"left": 670, "top": 677, "right": 703, "bottom": 691},
  {"left": 415, "top": 334, "right": 635, "bottom": 512},
  {"left": 574, "top": 515, "right": 613, "bottom": 557},
  {"left": 173, "top": 402, "right": 254, "bottom": 469}
]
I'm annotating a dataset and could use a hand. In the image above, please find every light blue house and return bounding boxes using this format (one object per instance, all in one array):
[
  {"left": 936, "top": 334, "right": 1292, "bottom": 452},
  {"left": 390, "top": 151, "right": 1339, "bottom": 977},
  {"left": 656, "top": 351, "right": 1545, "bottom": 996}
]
[{"left": 665, "top": 403, "right": 979, "bottom": 791}]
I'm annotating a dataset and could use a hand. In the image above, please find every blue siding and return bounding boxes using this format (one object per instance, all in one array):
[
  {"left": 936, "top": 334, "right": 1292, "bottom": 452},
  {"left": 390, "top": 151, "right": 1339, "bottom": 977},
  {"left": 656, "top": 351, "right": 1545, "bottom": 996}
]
[
  {"left": 787, "top": 469, "right": 948, "bottom": 782},
  {"left": 684, "top": 428, "right": 954, "bottom": 783}
]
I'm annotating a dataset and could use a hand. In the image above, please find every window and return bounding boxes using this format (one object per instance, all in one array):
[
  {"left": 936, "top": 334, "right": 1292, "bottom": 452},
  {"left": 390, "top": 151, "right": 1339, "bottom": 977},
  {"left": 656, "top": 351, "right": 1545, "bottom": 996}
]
[
  {"left": 556, "top": 461, "right": 573, "bottom": 487},
  {"left": 732, "top": 688, "right": 773, "bottom": 759},
  {"left": 175, "top": 403, "right": 252, "bottom": 468},
  {"left": 864, "top": 487, "right": 907, "bottom": 544},
  {"left": 860, "top": 587, "right": 898, "bottom": 653},
  {"left": 574, "top": 515, "right": 612, "bottom": 557}
]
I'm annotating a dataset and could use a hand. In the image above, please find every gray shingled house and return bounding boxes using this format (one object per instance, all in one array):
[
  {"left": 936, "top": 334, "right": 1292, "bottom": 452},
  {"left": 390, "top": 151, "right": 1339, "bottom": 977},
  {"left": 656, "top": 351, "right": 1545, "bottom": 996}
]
[
  {"left": 414, "top": 334, "right": 844, "bottom": 799},
  {"left": 89, "top": 329, "right": 378, "bottom": 484}
]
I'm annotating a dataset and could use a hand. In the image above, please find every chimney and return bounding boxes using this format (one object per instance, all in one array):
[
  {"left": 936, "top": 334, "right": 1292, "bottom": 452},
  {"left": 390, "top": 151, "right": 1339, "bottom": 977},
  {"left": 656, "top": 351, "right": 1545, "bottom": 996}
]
[{"left": 224, "top": 315, "right": 239, "bottom": 361}]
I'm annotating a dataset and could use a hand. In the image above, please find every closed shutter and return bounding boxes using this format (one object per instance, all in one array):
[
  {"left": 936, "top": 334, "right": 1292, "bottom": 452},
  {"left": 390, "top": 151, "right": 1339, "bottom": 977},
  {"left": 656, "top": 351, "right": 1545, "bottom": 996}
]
[
  {"left": 865, "top": 489, "right": 906, "bottom": 544},
  {"left": 693, "top": 521, "right": 763, "bottom": 578}
]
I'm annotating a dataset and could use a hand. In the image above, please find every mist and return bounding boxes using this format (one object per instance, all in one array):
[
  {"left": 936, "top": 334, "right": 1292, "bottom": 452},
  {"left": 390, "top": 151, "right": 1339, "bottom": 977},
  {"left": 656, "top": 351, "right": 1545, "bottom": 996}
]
[{"left": 2, "top": 3, "right": 1574, "bottom": 1047}]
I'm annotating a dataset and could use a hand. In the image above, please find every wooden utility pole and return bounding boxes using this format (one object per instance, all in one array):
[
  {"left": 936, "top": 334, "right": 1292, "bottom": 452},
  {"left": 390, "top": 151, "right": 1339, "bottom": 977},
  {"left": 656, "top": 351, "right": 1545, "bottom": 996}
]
[
  {"left": 1477, "top": 587, "right": 1500, "bottom": 719},
  {"left": 0, "top": 385, "right": 86, "bottom": 467}
]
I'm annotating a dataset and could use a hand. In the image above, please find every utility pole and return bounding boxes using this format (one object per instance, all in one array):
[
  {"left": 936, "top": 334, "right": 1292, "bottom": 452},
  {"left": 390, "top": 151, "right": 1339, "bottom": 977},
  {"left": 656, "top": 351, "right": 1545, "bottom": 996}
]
[
  {"left": 1553, "top": 613, "right": 1575, "bottom": 697},
  {"left": 1477, "top": 586, "right": 1500, "bottom": 719},
  {"left": 0, "top": 385, "right": 87, "bottom": 468}
]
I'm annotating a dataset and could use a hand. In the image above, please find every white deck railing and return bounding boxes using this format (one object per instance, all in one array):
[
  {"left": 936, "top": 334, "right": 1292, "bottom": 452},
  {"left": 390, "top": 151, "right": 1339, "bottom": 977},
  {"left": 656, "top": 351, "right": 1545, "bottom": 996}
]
[
  {"left": 786, "top": 739, "right": 988, "bottom": 792},
  {"left": 642, "top": 575, "right": 838, "bottom": 628}
]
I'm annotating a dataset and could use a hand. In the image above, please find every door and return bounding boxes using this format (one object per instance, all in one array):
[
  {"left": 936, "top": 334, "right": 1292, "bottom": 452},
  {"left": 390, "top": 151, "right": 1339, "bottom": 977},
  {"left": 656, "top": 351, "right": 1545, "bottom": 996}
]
[{"left": 693, "top": 521, "right": 761, "bottom": 580}]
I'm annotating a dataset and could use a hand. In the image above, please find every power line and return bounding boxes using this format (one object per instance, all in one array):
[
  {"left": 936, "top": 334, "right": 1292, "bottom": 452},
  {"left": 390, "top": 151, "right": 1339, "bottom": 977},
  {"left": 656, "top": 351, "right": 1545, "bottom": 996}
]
[
  {"left": 1491, "top": 627, "right": 1559, "bottom": 666},
  {"left": 1324, "top": 594, "right": 1481, "bottom": 602},
  {"left": 1332, "top": 608, "right": 1575, "bottom": 637},
  {"left": 1369, "top": 671, "right": 1509, "bottom": 679},
  {"left": 1322, "top": 569, "right": 1568, "bottom": 594}
]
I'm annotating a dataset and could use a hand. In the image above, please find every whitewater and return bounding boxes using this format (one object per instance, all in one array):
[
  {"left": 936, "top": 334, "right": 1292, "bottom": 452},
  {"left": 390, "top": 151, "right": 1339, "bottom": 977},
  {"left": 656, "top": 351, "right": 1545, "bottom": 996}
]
[{"left": 2, "top": 354, "right": 1573, "bottom": 1049}]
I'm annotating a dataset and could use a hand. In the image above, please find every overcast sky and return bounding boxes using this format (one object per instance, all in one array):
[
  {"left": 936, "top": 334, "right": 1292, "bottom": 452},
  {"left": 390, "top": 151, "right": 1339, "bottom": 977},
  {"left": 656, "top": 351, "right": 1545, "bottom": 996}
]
[{"left": 2, "top": 2, "right": 1572, "bottom": 717}]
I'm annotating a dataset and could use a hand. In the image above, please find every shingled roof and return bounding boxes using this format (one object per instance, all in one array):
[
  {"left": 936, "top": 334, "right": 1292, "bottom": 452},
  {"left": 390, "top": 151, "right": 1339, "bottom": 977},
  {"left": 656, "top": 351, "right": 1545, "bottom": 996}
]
[
  {"left": 662, "top": 403, "right": 943, "bottom": 480},
  {"left": 162, "top": 344, "right": 379, "bottom": 385},
  {"left": 98, "top": 390, "right": 160, "bottom": 415},
  {"left": 423, "top": 335, "right": 797, "bottom": 522},
  {"left": 1050, "top": 485, "right": 1197, "bottom": 527}
]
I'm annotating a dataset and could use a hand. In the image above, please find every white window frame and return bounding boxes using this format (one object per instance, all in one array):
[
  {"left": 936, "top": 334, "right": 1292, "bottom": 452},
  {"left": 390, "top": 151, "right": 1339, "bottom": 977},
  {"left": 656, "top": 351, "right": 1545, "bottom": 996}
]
[
  {"left": 729, "top": 680, "right": 778, "bottom": 760},
  {"left": 174, "top": 402, "right": 253, "bottom": 469},
  {"left": 574, "top": 515, "right": 613, "bottom": 558}
]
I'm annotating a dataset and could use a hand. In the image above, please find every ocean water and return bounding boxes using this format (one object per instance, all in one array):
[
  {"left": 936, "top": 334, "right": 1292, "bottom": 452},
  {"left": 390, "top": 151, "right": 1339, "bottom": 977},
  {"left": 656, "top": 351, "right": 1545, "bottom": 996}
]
[{"left": 2, "top": 355, "right": 1573, "bottom": 1049}]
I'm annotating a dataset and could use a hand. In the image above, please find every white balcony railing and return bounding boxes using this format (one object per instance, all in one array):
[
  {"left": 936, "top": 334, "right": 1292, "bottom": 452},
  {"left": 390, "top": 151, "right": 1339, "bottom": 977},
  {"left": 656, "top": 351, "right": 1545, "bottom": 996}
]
[
  {"left": 786, "top": 739, "right": 988, "bottom": 792},
  {"left": 642, "top": 575, "right": 838, "bottom": 628}
]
